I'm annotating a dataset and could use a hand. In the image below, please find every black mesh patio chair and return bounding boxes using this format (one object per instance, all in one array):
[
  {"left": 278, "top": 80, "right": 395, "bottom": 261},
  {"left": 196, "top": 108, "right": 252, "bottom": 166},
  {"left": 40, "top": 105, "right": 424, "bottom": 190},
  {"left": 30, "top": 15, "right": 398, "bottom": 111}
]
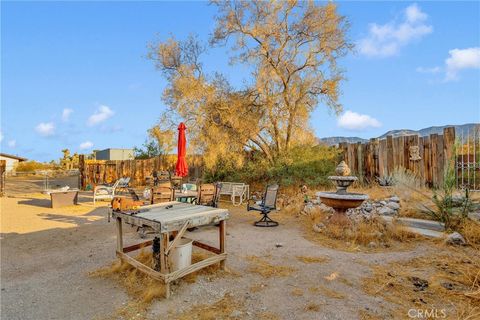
[{"left": 247, "top": 184, "right": 279, "bottom": 227}]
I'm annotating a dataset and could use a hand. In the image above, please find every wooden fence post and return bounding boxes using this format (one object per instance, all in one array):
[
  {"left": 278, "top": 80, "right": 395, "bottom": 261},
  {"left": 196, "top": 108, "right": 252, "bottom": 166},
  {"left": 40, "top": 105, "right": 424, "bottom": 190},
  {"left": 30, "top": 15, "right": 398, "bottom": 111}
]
[
  {"left": 386, "top": 135, "right": 393, "bottom": 176},
  {"left": 79, "top": 155, "right": 85, "bottom": 190},
  {"left": 443, "top": 127, "right": 456, "bottom": 171}
]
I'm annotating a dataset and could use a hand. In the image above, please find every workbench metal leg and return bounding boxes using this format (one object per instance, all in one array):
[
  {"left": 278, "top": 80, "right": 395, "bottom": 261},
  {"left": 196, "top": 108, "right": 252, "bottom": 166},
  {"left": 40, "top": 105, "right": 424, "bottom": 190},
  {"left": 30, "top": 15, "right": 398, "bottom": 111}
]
[
  {"left": 219, "top": 220, "right": 226, "bottom": 270},
  {"left": 116, "top": 217, "right": 123, "bottom": 253},
  {"left": 160, "top": 232, "right": 170, "bottom": 298}
]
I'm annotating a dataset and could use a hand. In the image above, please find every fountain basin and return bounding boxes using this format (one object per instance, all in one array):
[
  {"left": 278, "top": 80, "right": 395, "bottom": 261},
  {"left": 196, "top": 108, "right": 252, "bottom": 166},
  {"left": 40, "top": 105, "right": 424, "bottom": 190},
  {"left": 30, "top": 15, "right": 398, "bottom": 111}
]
[{"left": 317, "top": 192, "right": 368, "bottom": 211}]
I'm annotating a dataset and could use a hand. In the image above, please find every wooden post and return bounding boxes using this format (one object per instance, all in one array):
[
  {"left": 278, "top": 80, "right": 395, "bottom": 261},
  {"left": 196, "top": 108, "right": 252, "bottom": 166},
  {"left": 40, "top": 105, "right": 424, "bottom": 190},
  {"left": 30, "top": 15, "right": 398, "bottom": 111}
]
[
  {"left": 386, "top": 136, "right": 393, "bottom": 176},
  {"left": 443, "top": 127, "right": 456, "bottom": 175},
  {"left": 219, "top": 220, "right": 226, "bottom": 270},
  {"left": 160, "top": 233, "right": 170, "bottom": 298},
  {"left": 79, "top": 155, "right": 85, "bottom": 190},
  {"left": 357, "top": 142, "right": 363, "bottom": 183},
  {"left": 0, "top": 160, "right": 5, "bottom": 197},
  {"left": 116, "top": 217, "right": 123, "bottom": 253}
]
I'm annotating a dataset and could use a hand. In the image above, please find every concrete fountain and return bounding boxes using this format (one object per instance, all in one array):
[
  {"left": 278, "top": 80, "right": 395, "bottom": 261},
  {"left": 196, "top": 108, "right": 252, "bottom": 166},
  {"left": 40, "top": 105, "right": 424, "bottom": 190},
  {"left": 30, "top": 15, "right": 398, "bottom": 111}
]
[{"left": 317, "top": 161, "right": 368, "bottom": 224}]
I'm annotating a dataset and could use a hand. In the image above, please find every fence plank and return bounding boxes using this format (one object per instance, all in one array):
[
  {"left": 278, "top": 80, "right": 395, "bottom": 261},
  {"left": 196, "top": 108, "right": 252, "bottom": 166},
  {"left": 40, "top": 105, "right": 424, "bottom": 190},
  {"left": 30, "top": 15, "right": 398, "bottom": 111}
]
[
  {"left": 80, "top": 155, "right": 203, "bottom": 189},
  {"left": 339, "top": 127, "right": 456, "bottom": 188}
]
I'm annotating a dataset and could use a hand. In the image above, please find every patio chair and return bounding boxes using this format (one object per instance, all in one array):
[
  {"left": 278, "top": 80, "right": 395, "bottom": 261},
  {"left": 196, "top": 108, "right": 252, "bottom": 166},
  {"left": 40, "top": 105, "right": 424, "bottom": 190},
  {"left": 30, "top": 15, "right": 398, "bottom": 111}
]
[
  {"left": 181, "top": 183, "right": 198, "bottom": 192},
  {"left": 151, "top": 182, "right": 174, "bottom": 204},
  {"left": 116, "top": 177, "right": 131, "bottom": 193},
  {"left": 93, "top": 178, "right": 126, "bottom": 204},
  {"left": 196, "top": 184, "right": 216, "bottom": 206},
  {"left": 247, "top": 184, "right": 279, "bottom": 227},
  {"left": 213, "top": 182, "right": 222, "bottom": 208}
]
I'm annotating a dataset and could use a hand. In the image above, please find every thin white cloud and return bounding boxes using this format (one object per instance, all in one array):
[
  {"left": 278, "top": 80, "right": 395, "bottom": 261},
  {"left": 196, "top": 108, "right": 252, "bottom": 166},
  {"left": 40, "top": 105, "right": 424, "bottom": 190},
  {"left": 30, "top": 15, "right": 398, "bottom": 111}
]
[
  {"left": 358, "top": 3, "right": 432, "bottom": 57},
  {"left": 0, "top": 130, "right": 3, "bottom": 142},
  {"left": 62, "top": 108, "right": 74, "bottom": 122},
  {"left": 417, "top": 47, "right": 480, "bottom": 81},
  {"left": 79, "top": 141, "right": 94, "bottom": 150},
  {"left": 338, "top": 110, "right": 382, "bottom": 131},
  {"left": 7, "top": 140, "right": 16, "bottom": 148},
  {"left": 416, "top": 66, "right": 441, "bottom": 74},
  {"left": 87, "top": 105, "right": 114, "bottom": 126},
  {"left": 35, "top": 122, "right": 55, "bottom": 136},
  {"left": 445, "top": 47, "right": 480, "bottom": 81}
]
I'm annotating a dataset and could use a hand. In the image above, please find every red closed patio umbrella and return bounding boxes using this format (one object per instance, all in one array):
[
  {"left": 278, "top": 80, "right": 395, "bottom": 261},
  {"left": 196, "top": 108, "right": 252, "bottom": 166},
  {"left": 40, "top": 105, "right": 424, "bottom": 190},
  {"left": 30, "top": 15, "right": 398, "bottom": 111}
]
[{"left": 175, "top": 122, "right": 189, "bottom": 177}]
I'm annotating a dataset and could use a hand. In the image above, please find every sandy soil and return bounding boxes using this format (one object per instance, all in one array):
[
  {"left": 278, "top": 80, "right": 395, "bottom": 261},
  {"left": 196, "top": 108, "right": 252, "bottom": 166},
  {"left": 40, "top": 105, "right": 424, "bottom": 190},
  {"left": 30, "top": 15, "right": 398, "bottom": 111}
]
[{"left": 0, "top": 191, "right": 472, "bottom": 320}]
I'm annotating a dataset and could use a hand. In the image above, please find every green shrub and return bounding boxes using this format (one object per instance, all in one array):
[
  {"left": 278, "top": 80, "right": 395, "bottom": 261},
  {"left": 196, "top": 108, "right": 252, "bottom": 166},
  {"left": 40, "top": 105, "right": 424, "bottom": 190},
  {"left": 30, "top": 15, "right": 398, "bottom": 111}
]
[
  {"left": 203, "top": 144, "right": 341, "bottom": 188},
  {"left": 16, "top": 161, "right": 54, "bottom": 172}
]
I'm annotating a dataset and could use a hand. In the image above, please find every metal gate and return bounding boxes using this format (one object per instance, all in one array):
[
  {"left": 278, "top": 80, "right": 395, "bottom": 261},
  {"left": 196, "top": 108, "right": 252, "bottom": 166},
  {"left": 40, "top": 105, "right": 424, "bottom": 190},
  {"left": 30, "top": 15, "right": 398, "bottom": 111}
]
[{"left": 456, "top": 125, "right": 480, "bottom": 191}]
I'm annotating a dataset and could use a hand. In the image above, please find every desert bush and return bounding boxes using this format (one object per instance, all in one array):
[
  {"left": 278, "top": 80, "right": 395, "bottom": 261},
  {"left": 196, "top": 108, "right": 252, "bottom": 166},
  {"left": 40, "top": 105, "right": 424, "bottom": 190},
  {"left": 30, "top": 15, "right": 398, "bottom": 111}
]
[
  {"left": 420, "top": 155, "right": 479, "bottom": 230},
  {"left": 16, "top": 161, "right": 54, "bottom": 172},
  {"left": 204, "top": 144, "right": 340, "bottom": 188}
]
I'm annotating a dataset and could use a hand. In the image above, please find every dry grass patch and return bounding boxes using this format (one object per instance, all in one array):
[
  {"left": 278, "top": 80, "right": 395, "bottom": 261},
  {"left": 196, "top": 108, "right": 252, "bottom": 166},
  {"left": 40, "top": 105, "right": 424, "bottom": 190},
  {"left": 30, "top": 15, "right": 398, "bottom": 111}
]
[
  {"left": 358, "top": 310, "right": 387, "bottom": 320},
  {"left": 318, "top": 285, "right": 346, "bottom": 299},
  {"left": 291, "top": 288, "right": 304, "bottom": 296},
  {"left": 91, "top": 248, "right": 235, "bottom": 319},
  {"left": 459, "top": 219, "right": 480, "bottom": 248},
  {"left": 305, "top": 302, "right": 321, "bottom": 312},
  {"left": 303, "top": 208, "right": 420, "bottom": 252},
  {"left": 172, "top": 293, "right": 245, "bottom": 320},
  {"left": 249, "top": 283, "right": 267, "bottom": 293},
  {"left": 90, "top": 249, "right": 165, "bottom": 304},
  {"left": 309, "top": 285, "right": 345, "bottom": 299},
  {"left": 257, "top": 311, "right": 280, "bottom": 320},
  {"left": 296, "top": 255, "right": 329, "bottom": 264},
  {"left": 349, "top": 185, "right": 392, "bottom": 201},
  {"left": 363, "top": 248, "right": 480, "bottom": 318},
  {"left": 247, "top": 255, "right": 296, "bottom": 278}
]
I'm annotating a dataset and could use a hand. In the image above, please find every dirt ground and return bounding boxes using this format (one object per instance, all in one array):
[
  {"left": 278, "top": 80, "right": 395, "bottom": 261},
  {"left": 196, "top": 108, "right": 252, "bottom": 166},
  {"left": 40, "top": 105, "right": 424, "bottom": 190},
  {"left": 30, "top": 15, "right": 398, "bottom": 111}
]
[{"left": 1, "top": 179, "right": 477, "bottom": 319}]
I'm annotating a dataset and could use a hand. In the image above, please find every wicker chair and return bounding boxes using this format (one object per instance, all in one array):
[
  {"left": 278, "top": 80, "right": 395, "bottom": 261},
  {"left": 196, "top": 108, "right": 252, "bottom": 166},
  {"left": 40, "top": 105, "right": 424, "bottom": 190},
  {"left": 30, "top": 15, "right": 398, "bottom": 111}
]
[{"left": 247, "top": 184, "right": 279, "bottom": 227}]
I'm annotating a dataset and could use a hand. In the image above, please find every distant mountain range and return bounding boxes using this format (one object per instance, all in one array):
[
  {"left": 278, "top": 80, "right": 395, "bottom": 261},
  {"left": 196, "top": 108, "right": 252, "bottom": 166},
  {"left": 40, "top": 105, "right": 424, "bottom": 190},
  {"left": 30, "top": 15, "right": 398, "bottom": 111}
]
[{"left": 319, "top": 123, "right": 479, "bottom": 146}]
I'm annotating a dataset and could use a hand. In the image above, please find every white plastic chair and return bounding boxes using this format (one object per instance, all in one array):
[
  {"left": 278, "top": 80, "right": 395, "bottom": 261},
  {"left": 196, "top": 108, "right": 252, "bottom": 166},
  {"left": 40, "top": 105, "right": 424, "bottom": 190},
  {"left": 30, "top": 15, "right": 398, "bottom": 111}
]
[{"left": 93, "top": 178, "right": 124, "bottom": 204}]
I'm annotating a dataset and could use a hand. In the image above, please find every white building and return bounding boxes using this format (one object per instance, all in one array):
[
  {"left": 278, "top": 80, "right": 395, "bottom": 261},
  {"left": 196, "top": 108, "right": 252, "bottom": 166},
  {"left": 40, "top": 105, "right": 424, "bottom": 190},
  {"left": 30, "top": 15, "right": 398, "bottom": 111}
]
[{"left": 0, "top": 153, "right": 27, "bottom": 175}]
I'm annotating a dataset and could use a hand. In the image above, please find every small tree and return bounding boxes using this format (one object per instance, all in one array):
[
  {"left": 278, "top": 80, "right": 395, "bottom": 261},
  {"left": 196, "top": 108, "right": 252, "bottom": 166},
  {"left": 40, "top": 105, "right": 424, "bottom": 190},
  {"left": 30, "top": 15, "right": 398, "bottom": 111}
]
[
  {"left": 134, "top": 140, "right": 163, "bottom": 159},
  {"left": 148, "top": 1, "right": 352, "bottom": 167}
]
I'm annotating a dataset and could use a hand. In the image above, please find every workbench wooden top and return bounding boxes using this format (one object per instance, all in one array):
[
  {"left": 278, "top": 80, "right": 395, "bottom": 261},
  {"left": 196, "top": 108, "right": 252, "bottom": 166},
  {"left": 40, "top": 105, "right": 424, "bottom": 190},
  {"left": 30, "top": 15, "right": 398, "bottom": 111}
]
[{"left": 112, "top": 201, "right": 229, "bottom": 232}]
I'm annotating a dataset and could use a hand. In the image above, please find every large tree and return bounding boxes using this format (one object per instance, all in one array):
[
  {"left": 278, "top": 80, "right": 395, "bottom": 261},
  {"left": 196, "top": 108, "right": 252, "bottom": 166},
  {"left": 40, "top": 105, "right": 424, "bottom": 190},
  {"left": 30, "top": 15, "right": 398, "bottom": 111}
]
[{"left": 148, "top": 1, "right": 351, "bottom": 167}]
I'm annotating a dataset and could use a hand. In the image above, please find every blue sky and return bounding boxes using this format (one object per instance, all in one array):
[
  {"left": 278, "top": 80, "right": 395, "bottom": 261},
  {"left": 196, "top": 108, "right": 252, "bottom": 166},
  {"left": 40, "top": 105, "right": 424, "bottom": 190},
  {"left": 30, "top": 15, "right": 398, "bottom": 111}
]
[{"left": 1, "top": 1, "right": 479, "bottom": 162}]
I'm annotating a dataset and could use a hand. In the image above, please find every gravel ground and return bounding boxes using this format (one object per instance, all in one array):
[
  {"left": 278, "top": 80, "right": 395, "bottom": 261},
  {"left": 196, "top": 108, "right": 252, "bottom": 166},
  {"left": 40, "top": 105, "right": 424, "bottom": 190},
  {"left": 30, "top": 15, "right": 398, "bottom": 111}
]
[{"left": 1, "top": 191, "right": 443, "bottom": 320}]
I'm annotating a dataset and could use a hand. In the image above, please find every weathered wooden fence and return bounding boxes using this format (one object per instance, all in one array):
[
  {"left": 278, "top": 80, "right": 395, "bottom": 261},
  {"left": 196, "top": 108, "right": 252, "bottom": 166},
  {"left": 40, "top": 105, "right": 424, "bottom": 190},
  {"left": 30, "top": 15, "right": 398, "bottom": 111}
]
[
  {"left": 339, "top": 127, "right": 456, "bottom": 188},
  {"left": 0, "top": 160, "right": 5, "bottom": 196},
  {"left": 79, "top": 155, "right": 203, "bottom": 189}
]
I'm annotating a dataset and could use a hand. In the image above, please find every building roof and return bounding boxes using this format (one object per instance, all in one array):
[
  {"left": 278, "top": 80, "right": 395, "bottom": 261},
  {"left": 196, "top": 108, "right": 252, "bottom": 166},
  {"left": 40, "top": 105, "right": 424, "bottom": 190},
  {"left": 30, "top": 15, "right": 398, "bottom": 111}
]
[{"left": 0, "top": 153, "right": 27, "bottom": 161}]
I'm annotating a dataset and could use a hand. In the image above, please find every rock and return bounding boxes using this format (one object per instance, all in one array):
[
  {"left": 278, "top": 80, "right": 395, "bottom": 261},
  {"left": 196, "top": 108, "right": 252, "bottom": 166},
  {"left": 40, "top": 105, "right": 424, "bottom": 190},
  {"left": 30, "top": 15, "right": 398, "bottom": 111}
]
[
  {"left": 230, "top": 310, "right": 243, "bottom": 318},
  {"left": 368, "top": 241, "right": 377, "bottom": 248},
  {"left": 410, "top": 277, "right": 429, "bottom": 291},
  {"left": 373, "top": 231, "right": 383, "bottom": 239},
  {"left": 445, "top": 232, "right": 466, "bottom": 246},
  {"left": 389, "top": 196, "right": 400, "bottom": 203},
  {"left": 313, "top": 223, "right": 325, "bottom": 233},
  {"left": 379, "top": 200, "right": 387, "bottom": 206},
  {"left": 363, "top": 204, "right": 373, "bottom": 212},
  {"left": 318, "top": 203, "right": 335, "bottom": 213},
  {"left": 275, "top": 243, "right": 283, "bottom": 248},
  {"left": 386, "top": 202, "right": 400, "bottom": 210},
  {"left": 441, "top": 282, "right": 455, "bottom": 290},
  {"left": 468, "top": 211, "right": 480, "bottom": 222},
  {"left": 378, "top": 207, "right": 396, "bottom": 216}
]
